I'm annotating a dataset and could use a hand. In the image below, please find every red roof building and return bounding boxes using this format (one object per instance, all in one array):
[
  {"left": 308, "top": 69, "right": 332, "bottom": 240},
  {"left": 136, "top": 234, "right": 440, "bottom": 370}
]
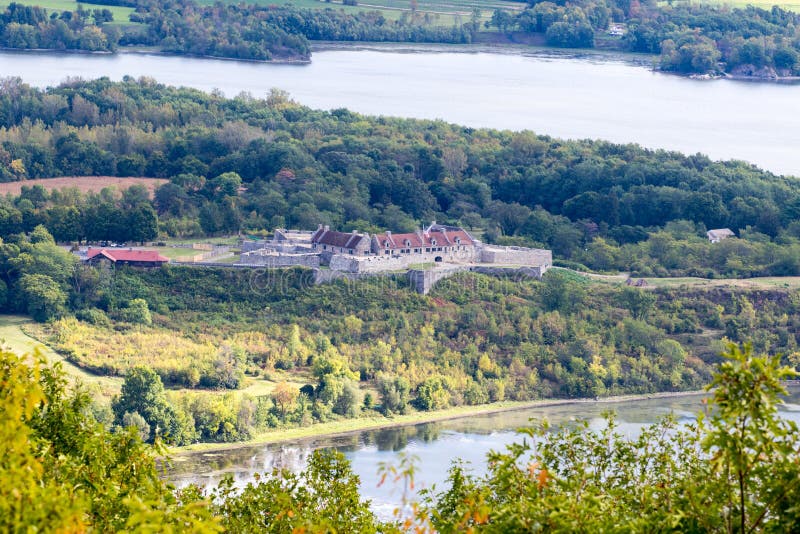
[
  {"left": 86, "top": 248, "right": 169, "bottom": 267},
  {"left": 371, "top": 224, "right": 474, "bottom": 255}
]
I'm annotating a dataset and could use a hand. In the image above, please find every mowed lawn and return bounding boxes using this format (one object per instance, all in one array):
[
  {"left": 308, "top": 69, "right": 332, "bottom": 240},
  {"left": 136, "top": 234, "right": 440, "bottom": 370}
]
[
  {"left": 0, "top": 0, "right": 135, "bottom": 23},
  {"left": 0, "top": 315, "right": 122, "bottom": 395}
]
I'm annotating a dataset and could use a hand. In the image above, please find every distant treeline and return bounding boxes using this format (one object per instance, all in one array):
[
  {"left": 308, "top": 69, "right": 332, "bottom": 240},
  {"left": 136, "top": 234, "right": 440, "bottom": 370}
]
[
  {"left": 0, "top": 0, "right": 474, "bottom": 61},
  {"left": 490, "top": 0, "right": 800, "bottom": 75},
  {"left": 0, "top": 2, "right": 118, "bottom": 51},
  {"left": 2, "top": 0, "right": 800, "bottom": 72},
  {"left": 1, "top": 78, "right": 800, "bottom": 277}
]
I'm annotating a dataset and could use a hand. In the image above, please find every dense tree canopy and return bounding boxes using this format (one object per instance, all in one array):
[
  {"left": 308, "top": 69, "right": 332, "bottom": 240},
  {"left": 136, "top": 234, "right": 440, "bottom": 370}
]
[
  {"left": 1, "top": 78, "right": 799, "bottom": 277},
  {"left": 2, "top": 0, "right": 799, "bottom": 74}
]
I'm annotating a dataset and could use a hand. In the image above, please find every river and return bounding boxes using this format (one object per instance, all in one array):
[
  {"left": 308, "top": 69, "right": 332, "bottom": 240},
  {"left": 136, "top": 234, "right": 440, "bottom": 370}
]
[
  {"left": 169, "top": 389, "right": 800, "bottom": 517},
  {"left": 1, "top": 45, "right": 800, "bottom": 176}
]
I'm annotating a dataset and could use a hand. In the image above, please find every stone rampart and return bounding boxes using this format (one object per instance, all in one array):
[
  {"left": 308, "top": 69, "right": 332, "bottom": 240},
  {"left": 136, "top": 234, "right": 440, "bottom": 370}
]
[
  {"left": 239, "top": 251, "right": 320, "bottom": 268},
  {"left": 330, "top": 254, "right": 413, "bottom": 273},
  {"left": 408, "top": 267, "right": 468, "bottom": 294},
  {"left": 479, "top": 246, "right": 552, "bottom": 268},
  {"left": 330, "top": 248, "right": 478, "bottom": 273}
]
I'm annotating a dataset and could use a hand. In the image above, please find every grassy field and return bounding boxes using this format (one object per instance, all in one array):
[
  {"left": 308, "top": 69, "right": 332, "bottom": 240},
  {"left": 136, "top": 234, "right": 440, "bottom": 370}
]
[
  {"left": 0, "top": 0, "right": 135, "bottom": 23},
  {"left": 640, "top": 276, "right": 800, "bottom": 289},
  {"left": 562, "top": 268, "right": 800, "bottom": 290},
  {"left": 0, "top": 315, "right": 122, "bottom": 395},
  {"left": 0, "top": 177, "right": 167, "bottom": 197},
  {"left": 153, "top": 246, "right": 206, "bottom": 260},
  {"left": 665, "top": 0, "right": 800, "bottom": 11},
  {"left": 201, "top": 0, "right": 522, "bottom": 25}
]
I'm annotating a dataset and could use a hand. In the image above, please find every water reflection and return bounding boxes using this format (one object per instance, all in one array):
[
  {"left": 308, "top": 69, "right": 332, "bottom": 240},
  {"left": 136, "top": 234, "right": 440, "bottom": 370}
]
[{"left": 170, "top": 389, "right": 800, "bottom": 512}]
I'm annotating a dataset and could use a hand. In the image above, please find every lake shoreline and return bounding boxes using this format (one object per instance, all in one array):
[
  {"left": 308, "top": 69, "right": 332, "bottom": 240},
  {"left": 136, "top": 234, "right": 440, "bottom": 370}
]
[
  {"left": 0, "top": 46, "right": 310, "bottom": 65},
  {"left": 310, "top": 41, "right": 800, "bottom": 84},
  {"left": 5, "top": 43, "right": 799, "bottom": 85},
  {"left": 171, "top": 389, "right": 708, "bottom": 457}
]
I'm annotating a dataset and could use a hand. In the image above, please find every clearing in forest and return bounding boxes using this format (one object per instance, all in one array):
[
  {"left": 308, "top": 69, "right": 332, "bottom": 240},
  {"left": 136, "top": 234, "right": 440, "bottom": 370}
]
[{"left": 0, "top": 176, "right": 167, "bottom": 197}]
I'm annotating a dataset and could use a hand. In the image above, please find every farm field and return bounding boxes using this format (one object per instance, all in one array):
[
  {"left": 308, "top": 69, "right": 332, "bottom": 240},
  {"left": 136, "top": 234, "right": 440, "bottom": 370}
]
[
  {"left": 0, "top": 176, "right": 167, "bottom": 196},
  {"left": 0, "top": 0, "right": 135, "bottom": 22}
]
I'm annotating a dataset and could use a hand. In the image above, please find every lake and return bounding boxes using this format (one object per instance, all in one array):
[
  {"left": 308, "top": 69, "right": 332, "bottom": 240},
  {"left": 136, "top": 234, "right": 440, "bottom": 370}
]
[
  {"left": 169, "top": 390, "right": 800, "bottom": 517},
  {"left": 1, "top": 45, "right": 800, "bottom": 175}
]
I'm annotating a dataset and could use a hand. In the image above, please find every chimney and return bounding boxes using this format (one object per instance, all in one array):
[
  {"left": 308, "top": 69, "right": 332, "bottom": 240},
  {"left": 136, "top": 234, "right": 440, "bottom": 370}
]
[{"left": 324, "top": 225, "right": 330, "bottom": 232}]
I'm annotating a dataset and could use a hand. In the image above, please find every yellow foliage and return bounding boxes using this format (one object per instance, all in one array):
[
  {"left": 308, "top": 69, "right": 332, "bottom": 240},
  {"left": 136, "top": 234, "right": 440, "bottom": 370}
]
[{"left": 44, "top": 318, "right": 219, "bottom": 378}]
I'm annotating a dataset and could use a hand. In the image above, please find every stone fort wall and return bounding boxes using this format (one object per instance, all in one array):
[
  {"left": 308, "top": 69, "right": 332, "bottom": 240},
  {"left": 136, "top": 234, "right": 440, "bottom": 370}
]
[
  {"left": 239, "top": 251, "right": 320, "bottom": 268},
  {"left": 480, "top": 246, "right": 552, "bottom": 267},
  {"left": 330, "top": 248, "right": 479, "bottom": 273}
]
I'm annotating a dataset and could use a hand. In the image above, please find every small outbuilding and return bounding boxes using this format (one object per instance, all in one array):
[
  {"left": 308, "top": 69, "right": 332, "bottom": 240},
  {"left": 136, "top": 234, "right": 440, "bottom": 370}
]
[
  {"left": 86, "top": 248, "right": 169, "bottom": 268},
  {"left": 706, "top": 228, "right": 735, "bottom": 243}
]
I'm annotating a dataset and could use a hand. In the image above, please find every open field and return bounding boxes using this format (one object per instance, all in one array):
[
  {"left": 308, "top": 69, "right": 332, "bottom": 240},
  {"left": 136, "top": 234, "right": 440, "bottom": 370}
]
[
  {"left": 665, "top": 0, "right": 800, "bottom": 11},
  {"left": 640, "top": 276, "right": 800, "bottom": 289},
  {"left": 563, "top": 268, "right": 800, "bottom": 290},
  {"left": 153, "top": 247, "right": 208, "bottom": 260},
  {"left": 0, "top": 315, "right": 122, "bottom": 395},
  {"left": 0, "top": 176, "right": 167, "bottom": 197},
  {"left": 204, "top": 0, "right": 522, "bottom": 25},
  {"left": 0, "top": 0, "right": 135, "bottom": 23}
]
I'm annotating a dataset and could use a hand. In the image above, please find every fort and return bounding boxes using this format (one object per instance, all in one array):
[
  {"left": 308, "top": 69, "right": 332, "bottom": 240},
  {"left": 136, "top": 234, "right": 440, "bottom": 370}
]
[{"left": 238, "top": 222, "right": 552, "bottom": 293}]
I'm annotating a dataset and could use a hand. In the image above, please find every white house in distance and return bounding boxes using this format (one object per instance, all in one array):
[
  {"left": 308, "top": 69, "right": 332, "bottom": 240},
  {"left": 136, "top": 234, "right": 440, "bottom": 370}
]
[{"left": 707, "top": 228, "right": 735, "bottom": 243}]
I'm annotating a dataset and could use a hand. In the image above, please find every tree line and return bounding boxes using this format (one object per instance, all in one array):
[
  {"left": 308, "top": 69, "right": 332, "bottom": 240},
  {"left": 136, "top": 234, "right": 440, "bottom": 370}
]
[
  {"left": 2, "top": 77, "right": 800, "bottom": 277},
  {"left": 0, "top": 0, "right": 475, "bottom": 61},
  {"left": 4, "top": 0, "right": 800, "bottom": 73},
  {"left": 0, "top": 2, "right": 118, "bottom": 51},
  {"left": 489, "top": 0, "right": 800, "bottom": 75}
]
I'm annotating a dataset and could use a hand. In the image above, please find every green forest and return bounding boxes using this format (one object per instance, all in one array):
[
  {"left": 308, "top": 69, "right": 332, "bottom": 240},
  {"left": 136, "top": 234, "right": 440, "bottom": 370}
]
[
  {"left": 2, "top": 78, "right": 800, "bottom": 278},
  {"left": 488, "top": 0, "right": 800, "bottom": 75},
  {"left": 2, "top": 0, "right": 800, "bottom": 74}
]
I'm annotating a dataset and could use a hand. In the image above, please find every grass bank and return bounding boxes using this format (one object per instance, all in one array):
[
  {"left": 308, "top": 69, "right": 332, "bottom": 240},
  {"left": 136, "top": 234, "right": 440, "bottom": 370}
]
[
  {"left": 173, "top": 389, "right": 707, "bottom": 455},
  {"left": 0, "top": 315, "right": 122, "bottom": 395},
  {"left": 0, "top": 0, "right": 135, "bottom": 22}
]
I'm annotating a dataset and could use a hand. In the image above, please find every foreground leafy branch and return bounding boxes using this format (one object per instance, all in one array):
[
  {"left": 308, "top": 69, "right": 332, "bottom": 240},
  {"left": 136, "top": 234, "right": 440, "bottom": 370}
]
[{"left": 420, "top": 342, "right": 800, "bottom": 532}]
